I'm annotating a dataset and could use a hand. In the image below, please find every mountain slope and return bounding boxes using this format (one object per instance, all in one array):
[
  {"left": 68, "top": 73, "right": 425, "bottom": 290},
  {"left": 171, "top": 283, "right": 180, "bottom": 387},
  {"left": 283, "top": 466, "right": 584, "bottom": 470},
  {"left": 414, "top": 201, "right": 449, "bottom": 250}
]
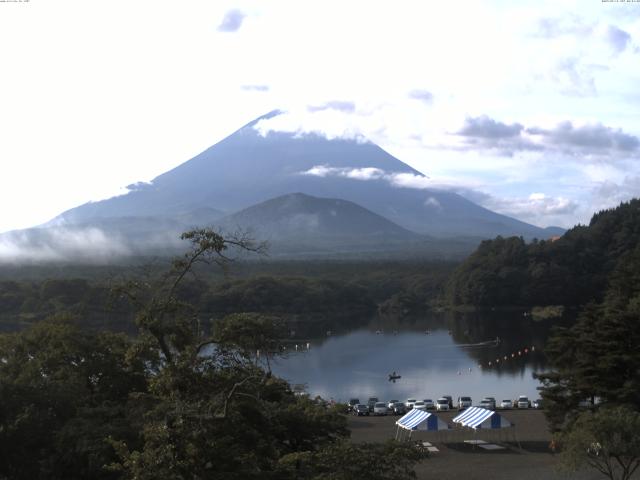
[
  {"left": 216, "top": 192, "right": 421, "bottom": 252},
  {"left": 52, "top": 111, "right": 559, "bottom": 239}
]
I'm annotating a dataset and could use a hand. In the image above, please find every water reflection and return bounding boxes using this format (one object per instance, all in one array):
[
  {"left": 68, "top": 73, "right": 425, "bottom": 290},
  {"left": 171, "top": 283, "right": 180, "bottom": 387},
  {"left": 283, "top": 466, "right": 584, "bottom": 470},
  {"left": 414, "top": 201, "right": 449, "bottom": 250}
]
[{"left": 272, "top": 311, "right": 570, "bottom": 403}]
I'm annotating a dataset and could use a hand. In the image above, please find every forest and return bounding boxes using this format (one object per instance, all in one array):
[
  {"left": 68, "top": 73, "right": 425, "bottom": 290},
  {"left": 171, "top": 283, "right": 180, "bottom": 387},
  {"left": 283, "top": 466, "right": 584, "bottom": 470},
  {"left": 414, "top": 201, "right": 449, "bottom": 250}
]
[
  {"left": 2, "top": 201, "right": 640, "bottom": 478},
  {"left": 445, "top": 199, "right": 640, "bottom": 308}
]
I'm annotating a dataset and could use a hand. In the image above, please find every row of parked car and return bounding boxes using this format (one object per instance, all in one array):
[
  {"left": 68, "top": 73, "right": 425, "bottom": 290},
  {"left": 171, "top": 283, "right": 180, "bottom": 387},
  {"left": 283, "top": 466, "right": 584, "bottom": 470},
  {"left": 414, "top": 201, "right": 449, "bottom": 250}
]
[{"left": 348, "top": 395, "right": 542, "bottom": 416}]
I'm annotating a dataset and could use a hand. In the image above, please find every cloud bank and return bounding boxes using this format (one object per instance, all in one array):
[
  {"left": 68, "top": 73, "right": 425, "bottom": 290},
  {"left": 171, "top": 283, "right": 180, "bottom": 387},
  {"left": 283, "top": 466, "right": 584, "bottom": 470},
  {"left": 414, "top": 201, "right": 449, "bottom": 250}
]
[{"left": 453, "top": 115, "right": 639, "bottom": 159}]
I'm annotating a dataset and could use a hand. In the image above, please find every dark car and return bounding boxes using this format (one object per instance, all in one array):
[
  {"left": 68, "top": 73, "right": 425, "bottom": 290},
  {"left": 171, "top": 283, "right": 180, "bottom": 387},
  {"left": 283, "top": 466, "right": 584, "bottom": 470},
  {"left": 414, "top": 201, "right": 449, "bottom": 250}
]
[
  {"left": 348, "top": 398, "right": 360, "bottom": 412},
  {"left": 353, "top": 404, "right": 370, "bottom": 416},
  {"left": 367, "top": 397, "right": 379, "bottom": 412},
  {"left": 392, "top": 402, "right": 407, "bottom": 415}
]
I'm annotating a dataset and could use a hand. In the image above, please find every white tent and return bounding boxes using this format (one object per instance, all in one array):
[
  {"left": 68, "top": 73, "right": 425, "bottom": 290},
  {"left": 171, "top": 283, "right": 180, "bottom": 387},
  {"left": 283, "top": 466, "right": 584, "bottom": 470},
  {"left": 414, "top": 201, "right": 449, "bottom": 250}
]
[
  {"left": 395, "top": 409, "right": 450, "bottom": 441},
  {"left": 451, "top": 406, "right": 519, "bottom": 447},
  {"left": 452, "top": 406, "right": 512, "bottom": 429}
]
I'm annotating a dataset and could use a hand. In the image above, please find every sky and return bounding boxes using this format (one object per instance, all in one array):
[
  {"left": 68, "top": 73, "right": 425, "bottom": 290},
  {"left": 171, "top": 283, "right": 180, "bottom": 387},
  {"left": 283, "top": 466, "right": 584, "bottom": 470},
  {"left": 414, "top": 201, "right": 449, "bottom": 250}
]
[{"left": 1, "top": 0, "right": 639, "bottom": 233}]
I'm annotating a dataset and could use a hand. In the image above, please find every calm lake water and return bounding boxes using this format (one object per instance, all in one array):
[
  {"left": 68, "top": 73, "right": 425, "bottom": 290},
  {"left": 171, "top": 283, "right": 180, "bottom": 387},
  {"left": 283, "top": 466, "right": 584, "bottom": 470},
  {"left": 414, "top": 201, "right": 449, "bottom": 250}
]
[{"left": 272, "top": 311, "right": 564, "bottom": 404}]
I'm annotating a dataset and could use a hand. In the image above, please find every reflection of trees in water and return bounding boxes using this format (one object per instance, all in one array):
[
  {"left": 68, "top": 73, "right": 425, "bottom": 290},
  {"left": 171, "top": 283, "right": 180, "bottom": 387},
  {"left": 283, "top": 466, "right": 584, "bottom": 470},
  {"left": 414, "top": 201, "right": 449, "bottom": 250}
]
[
  {"left": 448, "top": 310, "right": 550, "bottom": 374},
  {"left": 371, "top": 309, "right": 575, "bottom": 374},
  {"left": 285, "top": 313, "right": 372, "bottom": 342},
  {"left": 286, "top": 309, "right": 574, "bottom": 376}
]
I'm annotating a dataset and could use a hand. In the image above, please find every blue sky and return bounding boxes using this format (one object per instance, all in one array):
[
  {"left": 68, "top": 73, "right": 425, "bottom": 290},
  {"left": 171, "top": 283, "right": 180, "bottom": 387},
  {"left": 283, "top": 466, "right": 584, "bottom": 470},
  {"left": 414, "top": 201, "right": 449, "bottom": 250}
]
[{"left": 0, "top": 0, "right": 639, "bottom": 233}]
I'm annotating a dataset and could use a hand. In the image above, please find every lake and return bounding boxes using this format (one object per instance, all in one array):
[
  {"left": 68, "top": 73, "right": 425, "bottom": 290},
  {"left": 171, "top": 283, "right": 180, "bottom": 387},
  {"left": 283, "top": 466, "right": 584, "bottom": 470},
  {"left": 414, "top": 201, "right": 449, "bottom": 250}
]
[{"left": 272, "top": 311, "right": 565, "bottom": 405}]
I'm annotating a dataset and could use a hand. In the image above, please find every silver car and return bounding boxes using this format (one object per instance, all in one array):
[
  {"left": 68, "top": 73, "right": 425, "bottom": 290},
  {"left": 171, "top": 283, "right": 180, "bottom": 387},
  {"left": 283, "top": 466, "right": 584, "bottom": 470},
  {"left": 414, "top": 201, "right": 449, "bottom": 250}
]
[
  {"left": 480, "top": 398, "right": 495, "bottom": 410},
  {"left": 413, "top": 401, "right": 427, "bottom": 411},
  {"left": 405, "top": 398, "right": 417, "bottom": 409},
  {"left": 373, "top": 402, "right": 389, "bottom": 415},
  {"left": 517, "top": 396, "right": 530, "bottom": 409},
  {"left": 436, "top": 398, "right": 450, "bottom": 411},
  {"left": 423, "top": 399, "right": 435, "bottom": 410}
]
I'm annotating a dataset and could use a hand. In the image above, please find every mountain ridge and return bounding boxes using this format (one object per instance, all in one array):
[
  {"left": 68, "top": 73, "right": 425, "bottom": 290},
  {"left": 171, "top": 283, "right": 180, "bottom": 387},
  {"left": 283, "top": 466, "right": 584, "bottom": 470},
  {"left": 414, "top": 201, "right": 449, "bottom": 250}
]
[{"left": 50, "top": 111, "right": 561, "bottom": 240}]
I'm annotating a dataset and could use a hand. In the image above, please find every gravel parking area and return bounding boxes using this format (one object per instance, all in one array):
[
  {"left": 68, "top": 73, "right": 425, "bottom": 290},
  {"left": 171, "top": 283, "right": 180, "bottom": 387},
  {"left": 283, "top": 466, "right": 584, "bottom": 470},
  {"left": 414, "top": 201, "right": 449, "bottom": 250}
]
[{"left": 348, "top": 409, "right": 622, "bottom": 480}]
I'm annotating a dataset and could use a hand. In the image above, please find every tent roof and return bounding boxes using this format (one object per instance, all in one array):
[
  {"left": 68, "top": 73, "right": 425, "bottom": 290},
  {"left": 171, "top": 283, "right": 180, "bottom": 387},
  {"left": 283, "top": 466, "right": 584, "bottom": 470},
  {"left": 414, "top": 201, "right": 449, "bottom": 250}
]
[
  {"left": 452, "top": 406, "right": 512, "bottom": 429},
  {"left": 396, "top": 409, "right": 450, "bottom": 431}
]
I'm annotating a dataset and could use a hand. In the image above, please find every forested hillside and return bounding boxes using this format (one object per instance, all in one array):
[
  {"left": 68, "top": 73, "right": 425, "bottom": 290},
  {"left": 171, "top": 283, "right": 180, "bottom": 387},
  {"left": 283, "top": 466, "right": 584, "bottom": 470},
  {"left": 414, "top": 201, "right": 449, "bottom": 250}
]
[
  {"left": 0, "top": 261, "right": 454, "bottom": 333},
  {"left": 445, "top": 199, "right": 640, "bottom": 307}
]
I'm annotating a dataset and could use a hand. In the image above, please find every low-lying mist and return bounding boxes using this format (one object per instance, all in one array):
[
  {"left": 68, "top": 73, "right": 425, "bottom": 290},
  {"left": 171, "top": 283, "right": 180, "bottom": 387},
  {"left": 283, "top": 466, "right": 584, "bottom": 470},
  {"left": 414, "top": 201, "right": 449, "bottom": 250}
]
[{"left": 0, "top": 226, "right": 186, "bottom": 265}]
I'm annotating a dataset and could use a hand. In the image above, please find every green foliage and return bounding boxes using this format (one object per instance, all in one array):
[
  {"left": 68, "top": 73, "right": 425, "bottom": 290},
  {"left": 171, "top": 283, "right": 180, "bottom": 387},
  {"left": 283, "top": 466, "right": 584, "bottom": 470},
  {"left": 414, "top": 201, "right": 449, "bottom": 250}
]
[
  {"left": 277, "top": 441, "right": 424, "bottom": 480},
  {"left": 537, "top": 229, "right": 640, "bottom": 431},
  {"left": 530, "top": 305, "right": 564, "bottom": 320},
  {"left": 0, "top": 228, "right": 424, "bottom": 479},
  {"left": 202, "top": 276, "right": 375, "bottom": 317},
  {"left": 213, "top": 312, "right": 288, "bottom": 365},
  {"left": 0, "top": 316, "right": 147, "bottom": 479},
  {"left": 557, "top": 406, "right": 640, "bottom": 480},
  {"left": 446, "top": 199, "right": 640, "bottom": 307}
]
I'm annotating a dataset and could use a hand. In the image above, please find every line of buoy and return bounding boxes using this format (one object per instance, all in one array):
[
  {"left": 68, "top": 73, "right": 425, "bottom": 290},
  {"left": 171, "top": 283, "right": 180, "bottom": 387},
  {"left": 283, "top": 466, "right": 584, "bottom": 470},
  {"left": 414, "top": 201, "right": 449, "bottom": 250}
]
[{"left": 478, "top": 345, "right": 536, "bottom": 370}]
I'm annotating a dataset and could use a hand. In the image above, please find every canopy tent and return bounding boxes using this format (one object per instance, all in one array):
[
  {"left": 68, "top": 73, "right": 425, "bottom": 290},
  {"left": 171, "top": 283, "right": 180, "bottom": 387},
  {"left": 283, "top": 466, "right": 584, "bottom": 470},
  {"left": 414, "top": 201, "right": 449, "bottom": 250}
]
[
  {"left": 395, "top": 409, "right": 450, "bottom": 441},
  {"left": 452, "top": 406, "right": 512, "bottom": 430}
]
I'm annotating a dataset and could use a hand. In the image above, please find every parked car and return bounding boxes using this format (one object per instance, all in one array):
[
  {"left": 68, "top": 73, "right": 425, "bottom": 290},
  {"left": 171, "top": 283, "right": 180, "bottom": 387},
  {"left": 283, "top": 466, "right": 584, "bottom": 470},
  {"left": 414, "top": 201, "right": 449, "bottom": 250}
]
[
  {"left": 392, "top": 402, "right": 407, "bottom": 415},
  {"left": 353, "top": 404, "right": 370, "bottom": 416},
  {"left": 373, "top": 402, "right": 389, "bottom": 415},
  {"left": 348, "top": 398, "right": 360, "bottom": 412},
  {"left": 500, "top": 399, "right": 513, "bottom": 409},
  {"left": 480, "top": 397, "right": 496, "bottom": 410},
  {"left": 442, "top": 395, "right": 454, "bottom": 409},
  {"left": 388, "top": 400, "right": 400, "bottom": 409},
  {"left": 532, "top": 399, "right": 543, "bottom": 409},
  {"left": 436, "top": 398, "right": 450, "bottom": 411},
  {"left": 458, "top": 396, "right": 472, "bottom": 410},
  {"left": 423, "top": 399, "right": 435, "bottom": 410},
  {"left": 413, "top": 401, "right": 427, "bottom": 411},
  {"left": 367, "top": 397, "right": 379, "bottom": 412},
  {"left": 405, "top": 398, "right": 417, "bottom": 409},
  {"left": 517, "top": 396, "right": 530, "bottom": 409}
]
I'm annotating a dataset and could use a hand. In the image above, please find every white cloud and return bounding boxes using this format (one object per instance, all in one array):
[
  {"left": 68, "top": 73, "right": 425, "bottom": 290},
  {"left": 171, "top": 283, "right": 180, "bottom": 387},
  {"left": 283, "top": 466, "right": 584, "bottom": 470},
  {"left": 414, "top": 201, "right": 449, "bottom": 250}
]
[
  {"left": 217, "top": 9, "right": 246, "bottom": 32},
  {"left": 300, "top": 166, "right": 433, "bottom": 190},
  {"left": 424, "top": 197, "right": 442, "bottom": 210},
  {"left": 0, "top": 227, "right": 132, "bottom": 264},
  {"left": 388, "top": 173, "right": 432, "bottom": 189},
  {"left": 301, "top": 166, "right": 385, "bottom": 181},
  {"left": 0, "top": 0, "right": 639, "bottom": 233},
  {"left": 481, "top": 193, "right": 579, "bottom": 226}
]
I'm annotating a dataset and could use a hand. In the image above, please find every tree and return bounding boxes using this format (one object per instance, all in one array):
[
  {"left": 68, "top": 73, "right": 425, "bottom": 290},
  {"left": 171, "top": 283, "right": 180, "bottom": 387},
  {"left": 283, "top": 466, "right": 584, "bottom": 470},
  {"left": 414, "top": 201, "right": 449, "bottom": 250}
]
[
  {"left": 276, "top": 441, "right": 424, "bottom": 480},
  {"left": 536, "top": 245, "right": 640, "bottom": 430},
  {"left": 557, "top": 406, "right": 640, "bottom": 480},
  {"left": 0, "top": 315, "right": 147, "bottom": 480},
  {"left": 1, "top": 228, "right": 424, "bottom": 479}
]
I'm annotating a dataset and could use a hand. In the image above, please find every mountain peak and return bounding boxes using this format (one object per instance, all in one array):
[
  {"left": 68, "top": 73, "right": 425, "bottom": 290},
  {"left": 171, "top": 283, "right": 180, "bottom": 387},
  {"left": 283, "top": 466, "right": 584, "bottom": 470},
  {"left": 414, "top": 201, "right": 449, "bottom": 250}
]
[{"left": 48, "top": 111, "right": 563, "bottom": 241}]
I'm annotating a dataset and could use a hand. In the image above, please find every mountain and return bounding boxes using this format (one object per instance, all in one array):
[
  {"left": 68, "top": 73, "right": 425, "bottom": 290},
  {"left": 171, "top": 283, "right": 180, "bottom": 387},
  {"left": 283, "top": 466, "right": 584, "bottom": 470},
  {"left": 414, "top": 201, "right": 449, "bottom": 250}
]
[
  {"left": 216, "top": 192, "right": 422, "bottom": 254},
  {"left": 51, "top": 111, "right": 561, "bottom": 240}
]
